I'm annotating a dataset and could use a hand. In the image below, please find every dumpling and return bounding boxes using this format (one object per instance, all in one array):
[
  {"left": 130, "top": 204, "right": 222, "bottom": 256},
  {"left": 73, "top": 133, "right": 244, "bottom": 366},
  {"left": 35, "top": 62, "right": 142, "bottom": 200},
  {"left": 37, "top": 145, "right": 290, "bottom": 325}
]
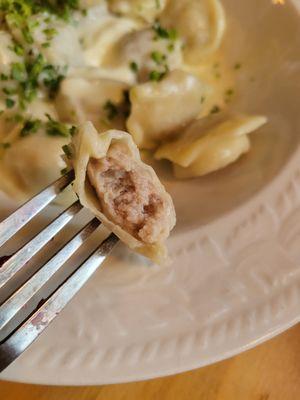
[
  {"left": 160, "top": 0, "right": 226, "bottom": 64},
  {"left": 127, "top": 70, "right": 205, "bottom": 149},
  {"left": 55, "top": 76, "right": 129, "bottom": 131},
  {"left": 108, "top": 0, "right": 167, "bottom": 23},
  {"left": 78, "top": 3, "right": 140, "bottom": 67},
  {"left": 155, "top": 113, "right": 268, "bottom": 179},
  {"left": 0, "top": 112, "right": 68, "bottom": 201},
  {"left": 69, "top": 121, "right": 176, "bottom": 264},
  {"left": 104, "top": 28, "right": 183, "bottom": 82}
]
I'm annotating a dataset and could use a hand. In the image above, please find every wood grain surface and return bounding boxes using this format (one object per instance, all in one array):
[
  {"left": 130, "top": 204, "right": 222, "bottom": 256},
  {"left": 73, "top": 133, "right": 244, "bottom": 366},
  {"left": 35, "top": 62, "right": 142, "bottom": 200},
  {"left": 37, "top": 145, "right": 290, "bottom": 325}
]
[{"left": 1, "top": 324, "right": 300, "bottom": 400}]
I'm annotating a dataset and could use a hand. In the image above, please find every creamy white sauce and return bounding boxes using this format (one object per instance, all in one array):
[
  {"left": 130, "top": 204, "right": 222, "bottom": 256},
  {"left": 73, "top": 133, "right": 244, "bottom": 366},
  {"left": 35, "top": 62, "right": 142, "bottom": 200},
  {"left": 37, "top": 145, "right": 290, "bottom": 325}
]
[{"left": 0, "top": 0, "right": 265, "bottom": 202}]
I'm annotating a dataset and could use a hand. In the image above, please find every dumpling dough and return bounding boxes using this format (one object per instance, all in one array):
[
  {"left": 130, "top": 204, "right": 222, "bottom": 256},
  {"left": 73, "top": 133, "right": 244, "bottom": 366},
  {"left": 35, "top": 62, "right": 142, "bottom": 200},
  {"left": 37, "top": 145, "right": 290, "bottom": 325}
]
[
  {"left": 155, "top": 113, "right": 268, "bottom": 179},
  {"left": 55, "top": 76, "right": 129, "bottom": 131},
  {"left": 160, "top": 0, "right": 226, "bottom": 64},
  {"left": 70, "top": 121, "right": 176, "bottom": 264},
  {"left": 78, "top": 3, "right": 140, "bottom": 67},
  {"left": 104, "top": 28, "right": 183, "bottom": 82},
  {"left": 108, "top": 0, "right": 167, "bottom": 23},
  {"left": 127, "top": 70, "right": 205, "bottom": 149},
  {"left": 0, "top": 115, "right": 68, "bottom": 201}
]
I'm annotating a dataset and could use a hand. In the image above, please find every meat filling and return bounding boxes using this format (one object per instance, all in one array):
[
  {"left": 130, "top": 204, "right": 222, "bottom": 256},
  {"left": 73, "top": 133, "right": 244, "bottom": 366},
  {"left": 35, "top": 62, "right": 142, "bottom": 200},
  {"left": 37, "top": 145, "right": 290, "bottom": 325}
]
[{"left": 87, "top": 143, "right": 173, "bottom": 244}]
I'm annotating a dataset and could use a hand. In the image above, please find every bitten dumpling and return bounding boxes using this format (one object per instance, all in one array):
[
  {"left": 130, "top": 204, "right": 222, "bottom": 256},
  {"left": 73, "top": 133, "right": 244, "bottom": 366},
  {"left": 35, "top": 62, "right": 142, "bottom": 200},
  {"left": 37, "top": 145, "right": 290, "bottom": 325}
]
[
  {"left": 160, "top": 0, "right": 226, "bottom": 64},
  {"left": 69, "top": 122, "right": 176, "bottom": 264},
  {"left": 155, "top": 113, "right": 268, "bottom": 179},
  {"left": 127, "top": 70, "right": 205, "bottom": 149}
]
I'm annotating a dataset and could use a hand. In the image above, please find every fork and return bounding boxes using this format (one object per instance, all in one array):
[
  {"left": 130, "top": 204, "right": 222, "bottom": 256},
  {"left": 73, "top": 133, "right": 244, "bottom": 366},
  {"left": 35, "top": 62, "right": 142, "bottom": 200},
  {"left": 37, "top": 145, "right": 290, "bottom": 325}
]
[{"left": 0, "top": 170, "right": 118, "bottom": 373}]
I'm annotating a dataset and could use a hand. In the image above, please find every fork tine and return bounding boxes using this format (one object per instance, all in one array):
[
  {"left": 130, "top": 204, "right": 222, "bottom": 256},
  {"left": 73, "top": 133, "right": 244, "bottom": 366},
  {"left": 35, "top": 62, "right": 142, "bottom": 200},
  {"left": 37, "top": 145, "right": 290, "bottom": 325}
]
[
  {"left": 0, "top": 233, "right": 118, "bottom": 373},
  {"left": 0, "top": 218, "right": 101, "bottom": 332},
  {"left": 0, "top": 170, "right": 74, "bottom": 248},
  {"left": 0, "top": 199, "right": 82, "bottom": 290}
]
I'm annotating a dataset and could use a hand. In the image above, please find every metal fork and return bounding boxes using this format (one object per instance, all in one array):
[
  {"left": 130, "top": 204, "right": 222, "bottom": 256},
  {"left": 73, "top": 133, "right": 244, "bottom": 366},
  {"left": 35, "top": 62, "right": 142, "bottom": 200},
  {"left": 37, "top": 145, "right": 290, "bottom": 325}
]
[{"left": 0, "top": 170, "right": 118, "bottom": 373}]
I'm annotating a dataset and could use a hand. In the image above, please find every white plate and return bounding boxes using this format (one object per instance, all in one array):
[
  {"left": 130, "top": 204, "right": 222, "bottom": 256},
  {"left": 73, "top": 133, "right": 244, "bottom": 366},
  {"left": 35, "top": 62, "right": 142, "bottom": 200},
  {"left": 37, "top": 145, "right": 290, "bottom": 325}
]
[{"left": 1, "top": 0, "right": 300, "bottom": 385}]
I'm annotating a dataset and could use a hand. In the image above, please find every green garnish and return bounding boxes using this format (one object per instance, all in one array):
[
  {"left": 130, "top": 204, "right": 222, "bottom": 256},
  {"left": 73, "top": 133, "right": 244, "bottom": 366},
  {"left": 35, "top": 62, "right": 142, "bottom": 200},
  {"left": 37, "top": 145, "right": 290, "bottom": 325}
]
[
  {"left": 149, "top": 70, "right": 166, "bottom": 81},
  {"left": 45, "top": 113, "right": 70, "bottom": 137},
  {"left": 5, "top": 98, "right": 15, "bottom": 108},
  {"left": 1, "top": 142, "right": 11, "bottom": 149},
  {"left": 20, "top": 118, "right": 42, "bottom": 137},
  {"left": 210, "top": 105, "right": 221, "bottom": 114},
  {"left": 11, "top": 62, "right": 27, "bottom": 81},
  {"left": 152, "top": 21, "right": 177, "bottom": 41},
  {"left": 200, "top": 96, "right": 206, "bottom": 104},
  {"left": 0, "top": 73, "right": 8, "bottom": 81},
  {"left": 0, "top": 0, "right": 81, "bottom": 44},
  {"left": 129, "top": 61, "right": 139, "bottom": 73},
  {"left": 62, "top": 144, "right": 73, "bottom": 159},
  {"left": 234, "top": 62, "right": 242, "bottom": 70},
  {"left": 69, "top": 125, "right": 77, "bottom": 136},
  {"left": 103, "top": 100, "right": 118, "bottom": 120},
  {"left": 60, "top": 167, "right": 68, "bottom": 175},
  {"left": 4, "top": 54, "right": 65, "bottom": 109},
  {"left": 151, "top": 51, "right": 167, "bottom": 65},
  {"left": 155, "top": 0, "right": 161, "bottom": 9},
  {"left": 10, "top": 43, "right": 24, "bottom": 56}
]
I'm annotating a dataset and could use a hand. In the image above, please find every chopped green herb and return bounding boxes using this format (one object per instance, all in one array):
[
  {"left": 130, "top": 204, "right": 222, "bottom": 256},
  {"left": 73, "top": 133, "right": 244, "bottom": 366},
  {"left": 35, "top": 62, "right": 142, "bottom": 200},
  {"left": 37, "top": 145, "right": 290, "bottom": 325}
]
[
  {"left": 62, "top": 144, "right": 73, "bottom": 159},
  {"left": 153, "top": 21, "right": 177, "bottom": 41},
  {"left": 11, "top": 62, "right": 27, "bottom": 81},
  {"left": 149, "top": 70, "right": 166, "bottom": 81},
  {"left": 103, "top": 100, "right": 118, "bottom": 120},
  {"left": 69, "top": 125, "right": 77, "bottom": 136},
  {"left": 3, "top": 87, "right": 17, "bottom": 96},
  {"left": 224, "top": 88, "right": 235, "bottom": 104},
  {"left": 5, "top": 98, "right": 15, "bottom": 108},
  {"left": 151, "top": 51, "right": 166, "bottom": 65},
  {"left": 210, "top": 105, "right": 221, "bottom": 114},
  {"left": 167, "top": 43, "right": 175, "bottom": 52},
  {"left": 1, "top": 142, "right": 11, "bottom": 149},
  {"left": 122, "top": 89, "right": 131, "bottom": 118},
  {"left": 234, "top": 62, "right": 242, "bottom": 70},
  {"left": 42, "top": 42, "right": 51, "bottom": 48},
  {"left": 43, "top": 27, "right": 57, "bottom": 40},
  {"left": 10, "top": 43, "right": 24, "bottom": 56},
  {"left": 45, "top": 114, "right": 70, "bottom": 137},
  {"left": 155, "top": 0, "right": 161, "bottom": 9},
  {"left": 225, "top": 88, "right": 234, "bottom": 96},
  {"left": 0, "top": 73, "right": 8, "bottom": 81},
  {"left": 60, "top": 167, "right": 68, "bottom": 175},
  {"left": 20, "top": 118, "right": 42, "bottom": 137},
  {"left": 129, "top": 61, "right": 139, "bottom": 73},
  {"left": 200, "top": 96, "right": 206, "bottom": 104}
]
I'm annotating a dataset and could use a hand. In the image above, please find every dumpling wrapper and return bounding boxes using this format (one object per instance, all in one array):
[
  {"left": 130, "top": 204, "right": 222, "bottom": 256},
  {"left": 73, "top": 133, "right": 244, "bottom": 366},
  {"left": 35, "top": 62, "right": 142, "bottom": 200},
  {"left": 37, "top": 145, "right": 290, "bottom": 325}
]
[
  {"left": 104, "top": 28, "right": 183, "bottom": 83},
  {"left": 70, "top": 122, "right": 176, "bottom": 264},
  {"left": 108, "top": 0, "right": 167, "bottom": 23},
  {"left": 127, "top": 70, "right": 205, "bottom": 149},
  {"left": 55, "top": 76, "right": 129, "bottom": 132},
  {"left": 160, "top": 0, "right": 226, "bottom": 64},
  {"left": 155, "top": 113, "right": 268, "bottom": 179}
]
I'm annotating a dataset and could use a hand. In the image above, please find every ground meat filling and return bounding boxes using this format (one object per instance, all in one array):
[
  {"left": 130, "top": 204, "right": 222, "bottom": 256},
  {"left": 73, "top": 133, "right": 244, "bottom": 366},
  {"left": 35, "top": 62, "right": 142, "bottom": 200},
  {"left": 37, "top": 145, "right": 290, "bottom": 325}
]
[{"left": 87, "top": 143, "right": 172, "bottom": 244}]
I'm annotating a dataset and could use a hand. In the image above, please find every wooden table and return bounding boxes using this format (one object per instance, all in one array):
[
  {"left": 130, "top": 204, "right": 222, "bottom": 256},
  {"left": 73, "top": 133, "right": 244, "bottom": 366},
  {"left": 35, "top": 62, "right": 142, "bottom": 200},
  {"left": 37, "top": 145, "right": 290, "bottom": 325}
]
[{"left": 1, "top": 323, "right": 300, "bottom": 400}]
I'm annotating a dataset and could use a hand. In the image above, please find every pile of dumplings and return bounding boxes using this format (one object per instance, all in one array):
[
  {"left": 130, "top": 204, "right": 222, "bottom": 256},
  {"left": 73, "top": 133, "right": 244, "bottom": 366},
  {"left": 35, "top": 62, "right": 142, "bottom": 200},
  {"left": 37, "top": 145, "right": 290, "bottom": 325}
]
[{"left": 0, "top": 0, "right": 266, "bottom": 201}]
